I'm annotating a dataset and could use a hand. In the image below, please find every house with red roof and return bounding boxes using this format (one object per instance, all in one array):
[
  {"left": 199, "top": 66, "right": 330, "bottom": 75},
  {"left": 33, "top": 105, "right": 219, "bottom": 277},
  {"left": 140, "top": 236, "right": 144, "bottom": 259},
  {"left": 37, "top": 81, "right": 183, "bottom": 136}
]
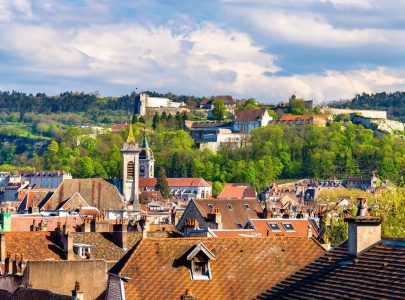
[
  {"left": 217, "top": 183, "right": 256, "bottom": 200},
  {"left": 139, "top": 178, "right": 212, "bottom": 200}
]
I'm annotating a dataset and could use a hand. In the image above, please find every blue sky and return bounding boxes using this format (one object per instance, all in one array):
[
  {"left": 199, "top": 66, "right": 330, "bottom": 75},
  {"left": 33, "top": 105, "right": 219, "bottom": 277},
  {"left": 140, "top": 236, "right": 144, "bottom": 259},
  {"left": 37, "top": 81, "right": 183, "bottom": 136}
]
[{"left": 0, "top": 0, "right": 405, "bottom": 103}]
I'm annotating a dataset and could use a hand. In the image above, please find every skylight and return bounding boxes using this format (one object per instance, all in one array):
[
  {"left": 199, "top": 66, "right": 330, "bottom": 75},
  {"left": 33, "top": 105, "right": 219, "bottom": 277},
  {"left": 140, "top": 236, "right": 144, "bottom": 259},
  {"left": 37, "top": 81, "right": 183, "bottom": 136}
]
[
  {"left": 267, "top": 222, "right": 281, "bottom": 232},
  {"left": 227, "top": 204, "right": 233, "bottom": 209},
  {"left": 208, "top": 204, "right": 213, "bottom": 209},
  {"left": 282, "top": 223, "right": 296, "bottom": 232},
  {"left": 243, "top": 204, "right": 250, "bottom": 209}
]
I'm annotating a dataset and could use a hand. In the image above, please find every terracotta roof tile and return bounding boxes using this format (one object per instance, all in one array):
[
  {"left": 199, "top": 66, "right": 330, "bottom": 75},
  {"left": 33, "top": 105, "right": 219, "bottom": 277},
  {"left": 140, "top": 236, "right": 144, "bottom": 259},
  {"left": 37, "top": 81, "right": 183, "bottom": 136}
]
[
  {"left": 217, "top": 184, "right": 256, "bottom": 199},
  {"left": 11, "top": 215, "right": 83, "bottom": 232},
  {"left": 193, "top": 198, "right": 263, "bottom": 229},
  {"left": 258, "top": 240, "right": 405, "bottom": 299},
  {"left": 42, "top": 179, "right": 124, "bottom": 211},
  {"left": 3, "top": 232, "right": 64, "bottom": 261},
  {"left": 246, "top": 219, "right": 319, "bottom": 238},
  {"left": 112, "top": 237, "right": 325, "bottom": 300},
  {"left": 140, "top": 178, "right": 212, "bottom": 188}
]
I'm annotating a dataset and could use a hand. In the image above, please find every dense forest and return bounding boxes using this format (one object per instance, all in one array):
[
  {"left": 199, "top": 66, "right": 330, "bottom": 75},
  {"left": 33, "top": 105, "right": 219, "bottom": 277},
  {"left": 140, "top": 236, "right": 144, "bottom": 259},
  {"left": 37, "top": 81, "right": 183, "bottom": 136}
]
[
  {"left": 329, "top": 91, "right": 405, "bottom": 122},
  {"left": 2, "top": 118, "right": 404, "bottom": 190},
  {"left": 0, "top": 90, "right": 204, "bottom": 123}
]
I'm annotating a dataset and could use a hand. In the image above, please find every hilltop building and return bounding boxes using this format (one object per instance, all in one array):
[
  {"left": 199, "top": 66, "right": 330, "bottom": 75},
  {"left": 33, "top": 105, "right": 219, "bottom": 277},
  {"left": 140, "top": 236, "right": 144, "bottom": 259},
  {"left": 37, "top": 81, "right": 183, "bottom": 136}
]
[{"left": 134, "top": 92, "right": 186, "bottom": 116}]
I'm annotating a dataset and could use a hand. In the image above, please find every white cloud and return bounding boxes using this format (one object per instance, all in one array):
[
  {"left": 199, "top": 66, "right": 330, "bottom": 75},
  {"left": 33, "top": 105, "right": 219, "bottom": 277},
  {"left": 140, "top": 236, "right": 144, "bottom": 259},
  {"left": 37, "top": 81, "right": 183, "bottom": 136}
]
[{"left": 0, "top": 0, "right": 33, "bottom": 22}]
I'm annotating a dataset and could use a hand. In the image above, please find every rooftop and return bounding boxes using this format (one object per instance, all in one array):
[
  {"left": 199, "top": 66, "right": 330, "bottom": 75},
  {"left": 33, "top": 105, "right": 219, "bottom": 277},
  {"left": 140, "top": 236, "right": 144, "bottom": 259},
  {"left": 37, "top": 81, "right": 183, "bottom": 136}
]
[
  {"left": 139, "top": 178, "right": 212, "bottom": 188},
  {"left": 235, "top": 108, "right": 267, "bottom": 122},
  {"left": 258, "top": 240, "right": 405, "bottom": 299},
  {"left": 110, "top": 237, "right": 325, "bottom": 300}
]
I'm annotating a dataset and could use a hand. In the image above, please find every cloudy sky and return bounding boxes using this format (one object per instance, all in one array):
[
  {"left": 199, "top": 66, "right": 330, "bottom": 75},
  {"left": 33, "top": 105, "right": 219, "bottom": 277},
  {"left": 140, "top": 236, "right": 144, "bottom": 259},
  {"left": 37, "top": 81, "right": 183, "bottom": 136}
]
[{"left": 1, "top": 0, "right": 405, "bottom": 103}]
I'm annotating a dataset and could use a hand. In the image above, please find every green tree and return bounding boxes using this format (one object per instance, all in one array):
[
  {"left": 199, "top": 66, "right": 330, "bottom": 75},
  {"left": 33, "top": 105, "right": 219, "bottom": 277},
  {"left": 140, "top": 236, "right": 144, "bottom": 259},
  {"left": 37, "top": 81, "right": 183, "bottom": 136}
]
[
  {"left": 290, "top": 98, "right": 305, "bottom": 115},
  {"left": 212, "top": 100, "right": 227, "bottom": 120},
  {"left": 244, "top": 98, "right": 259, "bottom": 110},
  {"left": 155, "top": 167, "right": 171, "bottom": 199},
  {"left": 212, "top": 181, "right": 225, "bottom": 196}
]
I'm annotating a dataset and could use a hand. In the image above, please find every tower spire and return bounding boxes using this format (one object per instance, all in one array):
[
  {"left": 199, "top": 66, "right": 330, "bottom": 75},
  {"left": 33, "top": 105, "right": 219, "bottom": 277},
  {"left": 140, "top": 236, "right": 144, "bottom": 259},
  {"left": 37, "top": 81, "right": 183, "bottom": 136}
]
[
  {"left": 126, "top": 123, "right": 136, "bottom": 144},
  {"left": 141, "top": 127, "right": 148, "bottom": 148}
]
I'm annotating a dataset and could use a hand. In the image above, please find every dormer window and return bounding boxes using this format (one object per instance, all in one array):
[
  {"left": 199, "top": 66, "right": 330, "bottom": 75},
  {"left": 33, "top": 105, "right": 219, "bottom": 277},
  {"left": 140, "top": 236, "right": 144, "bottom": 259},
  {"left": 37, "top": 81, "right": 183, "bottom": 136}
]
[
  {"left": 208, "top": 204, "right": 213, "bottom": 209},
  {"left": 73, "top": 243, "right": 92, "bottom": 258},
  {"left": 187, "top": 243, "right": 215, "bottom": 280}
]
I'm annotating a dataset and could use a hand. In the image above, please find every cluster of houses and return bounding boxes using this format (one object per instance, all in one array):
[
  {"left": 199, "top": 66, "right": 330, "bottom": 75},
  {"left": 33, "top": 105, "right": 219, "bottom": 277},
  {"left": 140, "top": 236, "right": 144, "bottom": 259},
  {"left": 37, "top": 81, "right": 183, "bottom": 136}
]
[{"left": 0, "top": 130, "right": 400, "bottom": 299}]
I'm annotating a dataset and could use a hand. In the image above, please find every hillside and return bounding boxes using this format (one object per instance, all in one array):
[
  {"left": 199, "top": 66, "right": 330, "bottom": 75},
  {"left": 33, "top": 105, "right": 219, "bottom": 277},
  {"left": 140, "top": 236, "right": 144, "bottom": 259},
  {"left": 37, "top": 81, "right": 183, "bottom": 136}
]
[{"left": 328, "top": 92, "right": 405, "bottom": 122}]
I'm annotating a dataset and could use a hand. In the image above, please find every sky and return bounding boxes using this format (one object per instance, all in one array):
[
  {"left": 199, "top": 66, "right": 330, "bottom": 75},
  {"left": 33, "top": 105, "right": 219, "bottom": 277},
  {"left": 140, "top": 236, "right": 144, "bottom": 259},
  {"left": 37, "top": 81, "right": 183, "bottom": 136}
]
[{"left": 0, "top": 0, "right": 405, "bottom": 103}]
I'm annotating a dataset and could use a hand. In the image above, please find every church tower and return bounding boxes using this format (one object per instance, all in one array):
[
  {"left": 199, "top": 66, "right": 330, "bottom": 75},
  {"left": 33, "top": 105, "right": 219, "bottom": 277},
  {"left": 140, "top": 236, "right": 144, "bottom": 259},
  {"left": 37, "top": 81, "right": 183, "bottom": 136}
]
[
  {"left": 139, "top": 134, "right": 155, "bottom": 178},
  {"left": 121, "top": 124, "right": 141, "bottom": 209}
]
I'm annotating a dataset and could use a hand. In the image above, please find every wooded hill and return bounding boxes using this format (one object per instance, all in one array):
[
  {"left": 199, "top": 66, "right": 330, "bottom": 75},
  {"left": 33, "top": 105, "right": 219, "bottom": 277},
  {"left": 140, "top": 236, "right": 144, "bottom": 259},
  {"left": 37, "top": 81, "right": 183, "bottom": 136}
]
[{"left": 329, "top": 91, "right": 405, "bottom": 122}]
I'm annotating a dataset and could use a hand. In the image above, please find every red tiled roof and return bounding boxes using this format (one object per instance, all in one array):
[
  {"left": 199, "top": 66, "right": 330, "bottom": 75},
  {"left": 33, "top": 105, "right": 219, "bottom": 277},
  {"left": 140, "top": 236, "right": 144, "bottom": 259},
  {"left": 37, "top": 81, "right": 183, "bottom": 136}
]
[
  {"left": 11, "top": 215, "right": 83, "bottom": 232},
  {"left": 3, "top": 231, "right": 64, "bottom": 261},
  {"left": 111, "top": 237, "right": 325, "bottom": 300},
  {"left": 212, "top": 229, "right": 258, "bottom": 238},
  {"left": 235, "top": 108, "right": 267, "bottom": 122},
  {"left": 246, "top": 219, "right": 319, "bottom": 238},
  {"left": 111, "top": 123, "right": 130, "bottom": 131},
  {"left": 217, "top": 184, "right": 256, "bottom": 199},
  {"left": 42, "top": 179, "right": 124, "bottom": 211},
  {"left": 139, "top": 178, "right": 212, "bottom": 188},
  {"left": 259, "top": 240, "right": 405, "bottom": 299},
  {"left": 193, "top": 198, "right": 263, "bottom": 229},
  {"left": 279, "top": 115, "right": 313, "bottom": 121}
]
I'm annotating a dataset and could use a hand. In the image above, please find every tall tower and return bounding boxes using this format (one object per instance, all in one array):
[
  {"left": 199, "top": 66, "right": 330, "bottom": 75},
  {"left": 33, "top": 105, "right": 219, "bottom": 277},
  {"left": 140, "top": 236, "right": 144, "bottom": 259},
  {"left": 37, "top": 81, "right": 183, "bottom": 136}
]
[
  {"left": 139, "top": 134, "right": 155, "bottom": 178},
  {"left": 121, "top": 124, "right": 141, "bottom": 210}
]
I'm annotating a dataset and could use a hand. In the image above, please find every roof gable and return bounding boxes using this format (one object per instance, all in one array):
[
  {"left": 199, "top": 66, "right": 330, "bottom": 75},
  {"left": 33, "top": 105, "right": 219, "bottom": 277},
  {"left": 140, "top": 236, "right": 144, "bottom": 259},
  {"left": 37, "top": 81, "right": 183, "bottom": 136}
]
[{"left": 42, "top": 179, "right": 124, "bottom": 211}]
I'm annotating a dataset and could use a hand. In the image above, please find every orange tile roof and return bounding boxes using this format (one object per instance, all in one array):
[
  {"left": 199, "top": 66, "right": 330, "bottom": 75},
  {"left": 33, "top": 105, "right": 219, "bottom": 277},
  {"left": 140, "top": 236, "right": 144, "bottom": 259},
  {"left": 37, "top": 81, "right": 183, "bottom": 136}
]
[
  {"left": 217, "top": 184, "right": 256, "bottom": 199},
  {"left": 193, "top": 198, "right": 263, "bottom": 229},
  {"left": 112, "top": 237, "right": 325, "bottom": 300},
  {"left": 212, "top": 229, "right": 258, "bottom": 238},
  {"left": 139, "top": 178, "right": 212, "bottom": 188},
  {"left": 260, "top": 240, "right": 405, "bottom": 299},
  {"left": 279, "top": 115, "right": 313, "bottom": 121},
  {"left": 246, "top": 219, "right": 319, "bottom": 238},
  {"left": 42, "top": 179, "right": 124, "bottom": 211},
  {"left": 3, "top": 231, "right": 64, "bottom": 261},
  {"left": 111, "top": 123, "right": 130, "bottom": 131},
  {"left": 11, "top": 215, "right": 83, "bottom": 232}
]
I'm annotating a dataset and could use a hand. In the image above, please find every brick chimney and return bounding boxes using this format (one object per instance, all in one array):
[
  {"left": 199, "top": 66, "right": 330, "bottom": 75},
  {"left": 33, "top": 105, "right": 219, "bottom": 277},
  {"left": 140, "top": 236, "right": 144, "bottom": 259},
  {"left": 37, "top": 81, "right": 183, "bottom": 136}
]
[
  {"left": 72, "top": 281, "right": 84, "bottom": 300},
  {"left": 307, "top": 224, "right": 313, "bottom": 238},
  {"left": 92, "top": 215, "right": 109, "bottom": 232},
  {"left": 0, "top": 232, "right": 5, "bottom": 262},
  {"left": 180, "top": 289, "right": 197, "bottom": 300},
  {"left": 207, "top": 208, "right": 222, "bottom": 230},
  {"left": 184, "top": 217, "right": 199, "bottom": 237},
  {"left": 113, "top": 219, "right": 128, "bottom": 251},
  {"left": 263, "top": 201, "right": 271, "bottom": 219},
  {"left": 31, "top": 220, "right": 37, "bottom": 231},
  {"left": 82, "top": 219, "right": 91, "bottom": 232},
  {"left": 63, "top": 232, "right": 75, "bottom": 260},
  {"left": 345, "top": 197, "right": 381, "bottom": 256}
]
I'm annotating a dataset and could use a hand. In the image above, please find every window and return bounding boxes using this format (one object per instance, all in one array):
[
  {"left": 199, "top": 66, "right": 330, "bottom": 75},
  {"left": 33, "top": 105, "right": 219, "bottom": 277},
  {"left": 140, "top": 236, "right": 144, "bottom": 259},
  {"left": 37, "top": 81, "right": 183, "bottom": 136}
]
[
  {"left": 73, "top": 243, "right": 92, "bottom": 258},
  {"left": 227, "top": 204, "right": 233, "bottom": 209},
  {"left": 127, "top": 161, "right": 135, "bottom": 178},
  {"left": 139, "top": 165, "right": 145, "bottom": 177},
  {"left": 208, "top": 204, "right": 213, "bottom": 209},
  {"left": 282, "top": 223, "right": 296, "bottom": 232},
  {"left": 243, "top": 204, "right": 250, "bottom": 209},
  {"left": 267, "top": 222, "right": 281, "bottom": 232},
  {"left": 187, "top": 243, "right": 215, "bottom": 280}
]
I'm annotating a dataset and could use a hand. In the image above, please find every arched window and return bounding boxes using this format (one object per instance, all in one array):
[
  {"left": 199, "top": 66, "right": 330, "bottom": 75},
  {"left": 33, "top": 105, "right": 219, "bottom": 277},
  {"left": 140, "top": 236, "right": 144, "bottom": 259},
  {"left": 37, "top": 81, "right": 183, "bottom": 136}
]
[
  {"left": 140, "top": 165, "right": 145, "bottom": 177},
  {"left": 127, "top": 161, "right": 135, "bottom": 178}
]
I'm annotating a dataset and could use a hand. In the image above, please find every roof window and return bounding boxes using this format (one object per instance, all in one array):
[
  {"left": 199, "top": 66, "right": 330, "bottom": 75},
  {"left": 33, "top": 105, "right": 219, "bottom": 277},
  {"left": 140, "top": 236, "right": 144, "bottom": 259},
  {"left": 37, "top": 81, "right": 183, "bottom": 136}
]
[
  {"left": 73, "top": 243, "right": 92, "bottom": 258},
  {"left": 267, "top": 222, "right": 281, "bottom": 232},
  {"left": 187, "top": 243, "right": 215, "bottom": 280},
  {"left": 227, "top": 204, "right": 233, "bottom": 209},
  {"left": 243, "top": 204, "right": 250, "bottom": 209},
  {"left": 282, "top": 223, "right": 296, "bottom": 232},
  {"left": 208, "top": 204, "right": 213, "bottom": 209}
]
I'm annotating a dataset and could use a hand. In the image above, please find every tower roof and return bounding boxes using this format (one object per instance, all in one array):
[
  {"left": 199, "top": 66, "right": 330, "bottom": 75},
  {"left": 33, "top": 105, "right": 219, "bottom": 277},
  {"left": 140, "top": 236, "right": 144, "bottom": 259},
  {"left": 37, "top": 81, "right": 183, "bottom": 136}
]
[
  {"left": 141, "top": 135, "right": 148, "bottom": 148},
  {"left": 126, "top": 123, "right": 136, "bottom": 144}
]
